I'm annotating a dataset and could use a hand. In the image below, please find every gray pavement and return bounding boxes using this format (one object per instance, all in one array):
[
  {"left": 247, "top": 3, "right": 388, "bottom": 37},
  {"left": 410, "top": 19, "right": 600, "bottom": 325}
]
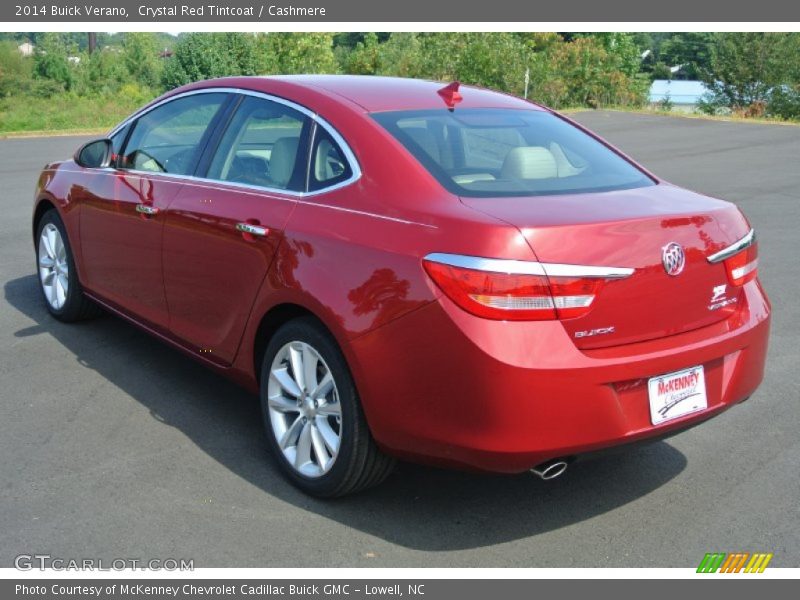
[{"left": 1, "top": 111, "right": 798, "bottom": 568}]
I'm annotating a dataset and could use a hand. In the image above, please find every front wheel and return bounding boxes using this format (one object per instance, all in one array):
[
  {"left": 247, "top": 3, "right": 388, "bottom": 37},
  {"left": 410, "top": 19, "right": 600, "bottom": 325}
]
[
  {"left": 260, "top": 317, "right": 394, "bottom": 497},
  {"left": 35, "top": 209, "right": 101, "bottom": 322}
]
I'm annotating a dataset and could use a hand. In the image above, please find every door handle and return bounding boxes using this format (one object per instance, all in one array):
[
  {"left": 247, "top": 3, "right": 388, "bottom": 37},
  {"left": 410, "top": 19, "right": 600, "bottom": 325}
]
[
  {"left": 136, "top": 204, "right": 159, "bottom": 216},
  {"left": 236, "top": 222, "right": 269, "bottom": 237}
]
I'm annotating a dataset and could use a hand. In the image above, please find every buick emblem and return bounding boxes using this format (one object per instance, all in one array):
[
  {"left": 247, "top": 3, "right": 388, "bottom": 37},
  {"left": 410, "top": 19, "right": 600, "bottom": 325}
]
[{"left": 662, "top": 242, "right": 685, "bottom": 276}]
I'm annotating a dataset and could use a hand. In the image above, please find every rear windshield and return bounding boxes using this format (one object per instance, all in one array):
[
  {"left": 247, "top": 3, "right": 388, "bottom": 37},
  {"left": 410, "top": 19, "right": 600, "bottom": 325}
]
[{"left": 372, "top": 109, "right": 655, "bottom": 197}]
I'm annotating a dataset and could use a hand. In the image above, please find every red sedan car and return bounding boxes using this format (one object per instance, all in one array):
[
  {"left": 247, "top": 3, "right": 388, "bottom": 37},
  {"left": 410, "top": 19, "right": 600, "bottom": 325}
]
[{"left": 33, "top": 76, "right": 770, "bottom": 496}]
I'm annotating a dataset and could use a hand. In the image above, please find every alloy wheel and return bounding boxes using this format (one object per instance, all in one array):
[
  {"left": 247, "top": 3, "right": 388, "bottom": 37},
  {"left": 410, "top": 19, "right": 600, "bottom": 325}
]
[
  {"left": 267, "top": 341, "right": 342, "bottom": 478},
  {"left": 38, "top": 223, "right": 69, "bottom": 310}
]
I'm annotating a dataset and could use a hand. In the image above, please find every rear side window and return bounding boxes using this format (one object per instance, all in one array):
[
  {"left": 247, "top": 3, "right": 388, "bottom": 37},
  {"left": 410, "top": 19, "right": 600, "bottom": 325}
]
[
  {"left": 372, "top": 109, "right": 654, "bottom": 197},
  {"left": 308, "top": 126, "right": 353, "bottom": 192},
  {"left": 206, "top": 95, "right": 309, "bottom": 192},
  {"left": 119, "top": 93, "right": 227, "bottom": 175}
]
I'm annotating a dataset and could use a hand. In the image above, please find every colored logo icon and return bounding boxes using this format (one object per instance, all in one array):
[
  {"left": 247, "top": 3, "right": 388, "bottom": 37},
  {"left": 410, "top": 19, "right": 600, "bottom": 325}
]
[{"left": 697, "top": 552, "right": 773, "bottom": 573}]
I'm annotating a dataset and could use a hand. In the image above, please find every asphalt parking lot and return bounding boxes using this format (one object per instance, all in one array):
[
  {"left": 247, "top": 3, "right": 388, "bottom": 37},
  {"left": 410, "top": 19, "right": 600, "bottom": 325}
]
[{"left": 1, "top": 111, "right": 798, "bottom": 568}]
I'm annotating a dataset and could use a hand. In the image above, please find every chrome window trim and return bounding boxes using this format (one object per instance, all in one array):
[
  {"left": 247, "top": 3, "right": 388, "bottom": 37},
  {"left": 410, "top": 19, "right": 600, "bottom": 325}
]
[
  {"left": 106, "top": 86, "right": 362, "bottom": 197},
  {"left": 107, "top": 87, "right": 245, "bottom": 138},
  {"left": 97, "top": 166, "right": 356, "bottom": 199},
  {"left": 424, "top": 253, "right": 634, "bottom": 279},
  {"left": 61, "top": 167, "right": 433, "bottom": 228},
  {"left": 706, "top": 229, "right": 756, "bottom": 264}
]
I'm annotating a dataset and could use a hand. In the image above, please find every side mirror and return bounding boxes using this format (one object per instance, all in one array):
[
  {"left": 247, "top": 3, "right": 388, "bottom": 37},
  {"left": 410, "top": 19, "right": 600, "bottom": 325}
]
[{"left": 75, "top": 138, "right": 113, "bottom": 169}]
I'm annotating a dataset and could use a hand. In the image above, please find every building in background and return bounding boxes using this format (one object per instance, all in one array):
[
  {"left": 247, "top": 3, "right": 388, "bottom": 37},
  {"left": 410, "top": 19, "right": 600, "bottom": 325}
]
[
  {"left": 649, "top": 79, "right": 710, "bottom": 112},
  {"left": 17, "top": 41, "right": 34, "bottom": 56}
]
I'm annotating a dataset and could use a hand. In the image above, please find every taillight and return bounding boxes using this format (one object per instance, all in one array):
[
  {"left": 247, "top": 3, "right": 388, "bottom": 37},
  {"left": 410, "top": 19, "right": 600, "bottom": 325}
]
[
  {"left": 724, "top": 242, "right": 758, "bottom": 286},
  {"left": 707, "top": 229, "right": 758, "bottom": 287},
  {"left": 423, "top": 254, "right": 633, "bottom": 321}
]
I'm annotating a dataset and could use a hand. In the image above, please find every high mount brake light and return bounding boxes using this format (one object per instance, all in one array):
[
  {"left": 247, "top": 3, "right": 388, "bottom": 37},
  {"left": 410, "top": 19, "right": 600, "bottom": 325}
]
[
  {"left": 423, "top": 254, "right": 633, "bottom": 321},
  {"left": 707, "top": 229, "right": 758, "bottom": 287}
]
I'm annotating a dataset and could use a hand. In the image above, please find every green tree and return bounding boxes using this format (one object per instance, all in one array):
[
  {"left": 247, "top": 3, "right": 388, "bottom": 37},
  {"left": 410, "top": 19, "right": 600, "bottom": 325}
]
[
  {"left": 162, "top": 33, "right": 260, "bottom": 90},
  {"left": 123, "top": 32, "right": 162, "bottom": 88},
  {"left": 416, "top": 33, "right": 468, "bottom": 81},
  {"left": 261, "top": 33, "right": 338, "bottom": 74},
  {"left": 517, "top": 32, "right": 562, "bottom": 54},
  {"left": 33, "top": 33, "right": 73, "bottom": 91},
  {"left": 225, "top": 32, "right": 261, "bottom": 76},
  {"left": 377, "top": 33, "right": 425, "bottom": 78},
  {"left": 342, "top": 32, "right": 380, "bottom": 75},
  {"left": 657, "top": 33, "right": 713, "bottom": 79},
  {"left": 528, "top": 36, "right": 647, "bottom": 108},
  {"left": 410, "top": 32, "right": 530, "bottom": 92},
  {"left": 702, "top": 33, "right": 796, "bottom": 107},
  {"left": 578, "top": 33, "right": 642, "bottom": 78},
  {"left": 455, "top": 33, "right": 530, "bottom": 94},
  {"left": 72, "top": 48, "right": 128, "bottom": 96}
]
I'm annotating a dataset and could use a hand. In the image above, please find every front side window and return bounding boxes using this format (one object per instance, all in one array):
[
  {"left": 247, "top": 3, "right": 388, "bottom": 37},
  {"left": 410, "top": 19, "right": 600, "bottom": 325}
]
[
  {"left": 207, "top": 96, "right": 309, "bottom": 192},
  {"left": 119, "top": 93, "right": 227, "bottom": 175},
  {"left": 109, "top": 124, "right": 130, "bottom": 158},
  {"left": 372, "top": 109, "right": 654, "bottom": 197}
]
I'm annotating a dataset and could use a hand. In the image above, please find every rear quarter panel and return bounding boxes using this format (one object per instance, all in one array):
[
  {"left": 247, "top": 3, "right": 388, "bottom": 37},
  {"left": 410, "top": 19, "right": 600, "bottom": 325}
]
[{"left": 230, "top": 108, "right": 537, "bottom": 400}]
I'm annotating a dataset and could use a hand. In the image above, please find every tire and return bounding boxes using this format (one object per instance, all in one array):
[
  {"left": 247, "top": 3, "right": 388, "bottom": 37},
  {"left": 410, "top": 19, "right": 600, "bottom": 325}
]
[
  {"left": 35, "top": 209, "right": 102, "bottom": 322},
  {"left": 260, "top": 317, "right": 394, "bottom": 497}
]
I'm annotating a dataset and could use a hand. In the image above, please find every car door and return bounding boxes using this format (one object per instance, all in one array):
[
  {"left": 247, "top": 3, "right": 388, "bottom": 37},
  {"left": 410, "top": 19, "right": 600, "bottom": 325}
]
[
  {"left": 161, "top": 93, "right": 311, "bottom": 364},
  {"left": 79, "top": 91, "right": 230, "bottom": 330}
]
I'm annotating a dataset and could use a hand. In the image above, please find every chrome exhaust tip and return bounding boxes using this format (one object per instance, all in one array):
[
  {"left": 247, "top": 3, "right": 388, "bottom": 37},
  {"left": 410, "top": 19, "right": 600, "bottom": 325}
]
[{"left": 531, "top": 459, "right": 569, "bottom": 480}]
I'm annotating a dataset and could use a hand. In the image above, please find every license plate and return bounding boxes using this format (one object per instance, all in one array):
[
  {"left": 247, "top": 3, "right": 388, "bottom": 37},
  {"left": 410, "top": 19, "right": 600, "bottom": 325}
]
[{"left": 648, "top": 365, "right": 707, "bottom": 425}]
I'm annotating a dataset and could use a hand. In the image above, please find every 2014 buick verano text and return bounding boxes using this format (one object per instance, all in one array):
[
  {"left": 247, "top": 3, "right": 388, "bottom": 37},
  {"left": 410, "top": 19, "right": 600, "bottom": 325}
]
[{"left": 32, "top": 76, "right": 770, "bottom": 496}]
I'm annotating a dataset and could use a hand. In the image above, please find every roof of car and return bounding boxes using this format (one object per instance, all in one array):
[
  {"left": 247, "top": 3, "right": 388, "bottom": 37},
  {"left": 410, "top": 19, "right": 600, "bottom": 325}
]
[
  {"left": 275, "top": 75, "right": 544, "bottom": 112},
  {"left": 190, "top": 75, "right": 546, "bottom": 113}
]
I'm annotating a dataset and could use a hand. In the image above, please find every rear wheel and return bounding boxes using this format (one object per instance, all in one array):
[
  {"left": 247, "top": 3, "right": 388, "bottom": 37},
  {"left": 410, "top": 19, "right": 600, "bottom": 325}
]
[
  {"left": 260, "top": 317, "right": 394, "bottom": 497},
  {"left": 36, "top": 209, "right": 101, "bottom": 322}
]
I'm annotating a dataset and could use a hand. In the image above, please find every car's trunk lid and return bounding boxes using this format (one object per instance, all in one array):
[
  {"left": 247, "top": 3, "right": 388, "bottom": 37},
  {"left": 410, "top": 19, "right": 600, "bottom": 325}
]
[{"left": 460, "top": 184, "right": 751, "bottom": 349}]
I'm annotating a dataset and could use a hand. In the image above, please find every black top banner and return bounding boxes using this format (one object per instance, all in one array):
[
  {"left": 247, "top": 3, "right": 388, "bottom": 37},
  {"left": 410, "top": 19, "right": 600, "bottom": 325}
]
[{"left": 3, "top": 0, "right": 800, "bottom": 22}]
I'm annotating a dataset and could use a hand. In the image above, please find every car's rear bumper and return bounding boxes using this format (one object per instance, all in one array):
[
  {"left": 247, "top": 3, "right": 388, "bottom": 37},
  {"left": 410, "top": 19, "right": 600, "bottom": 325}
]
[{"left": 349, "top": 279, "right": 771, "bottom": 473}]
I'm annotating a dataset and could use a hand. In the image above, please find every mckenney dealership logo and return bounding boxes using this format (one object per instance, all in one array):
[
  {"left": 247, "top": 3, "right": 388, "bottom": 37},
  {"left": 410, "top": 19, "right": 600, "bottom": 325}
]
[
  {"left": 697, "top": 552, "right": 773, "bottom": 573},
  {"left": 656, "top": 369, "right": 700, "bottom": 397}
]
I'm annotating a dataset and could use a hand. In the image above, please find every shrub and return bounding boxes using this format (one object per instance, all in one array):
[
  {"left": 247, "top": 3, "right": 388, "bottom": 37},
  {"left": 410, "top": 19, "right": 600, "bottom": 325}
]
[
  {"left": 696, "top": 94, "right": 724, "bottom": 116},
  {"left": 258, "top": 33, "right": 338, "bottom": 76},
  {"left": 766, "top": 86, "right": 800, "bottom": 120},
  {"left": 527, "top": 36, "right": 647, "bottom": 108},
  {"left": 0, "top": 41, "right": 34, "bottom": 97},
  {"left": 28, "top": 78, "right": 66, "bottom": 98}
]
